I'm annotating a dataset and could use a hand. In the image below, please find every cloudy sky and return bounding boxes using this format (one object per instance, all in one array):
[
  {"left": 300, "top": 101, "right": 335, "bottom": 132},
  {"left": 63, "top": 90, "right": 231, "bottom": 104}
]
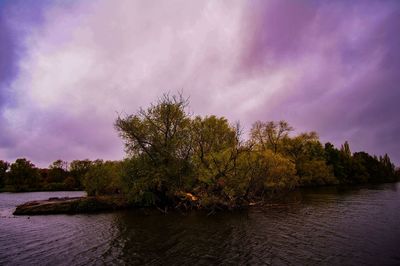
[{"left": 0, "top": 0, "right": 399, "bottom": 167}]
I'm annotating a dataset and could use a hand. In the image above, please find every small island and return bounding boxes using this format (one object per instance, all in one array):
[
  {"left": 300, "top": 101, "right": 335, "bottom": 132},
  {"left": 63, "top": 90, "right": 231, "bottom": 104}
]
[
  {"left": 4, "top": 94, "right": 399, "bottom": 215},
  {"left": 13, "top": 196, "right": 129, "bottom": 215}
]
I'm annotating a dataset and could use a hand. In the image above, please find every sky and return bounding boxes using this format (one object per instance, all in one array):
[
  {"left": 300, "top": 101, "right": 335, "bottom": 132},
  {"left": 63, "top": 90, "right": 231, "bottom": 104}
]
[{"left": 0, "top": 0, "right": 399, "bottom": 167}]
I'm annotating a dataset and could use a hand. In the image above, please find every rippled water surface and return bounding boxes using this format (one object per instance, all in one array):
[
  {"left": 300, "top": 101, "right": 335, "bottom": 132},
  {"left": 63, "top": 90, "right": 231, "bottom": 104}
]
[{"left": 1, "top": 184, "right": 400, "bottom": 265}]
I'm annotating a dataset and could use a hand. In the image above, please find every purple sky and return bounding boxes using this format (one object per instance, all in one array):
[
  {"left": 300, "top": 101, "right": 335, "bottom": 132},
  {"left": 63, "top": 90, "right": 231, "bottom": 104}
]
[{"left": 0, "top": 0, "right": 399, "bottom": 167}]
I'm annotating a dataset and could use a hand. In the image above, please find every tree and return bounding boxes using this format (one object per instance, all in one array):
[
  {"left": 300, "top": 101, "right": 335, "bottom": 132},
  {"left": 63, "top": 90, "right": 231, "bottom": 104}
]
[
  {"left": 325, "top": 142, "right": 349, "bottom": 183},
  {"left": 296, "top": 160, "right": 336, "bottom": 186},
  {"left": 235, "top": 149, "right": 298, "bottom": 198},
  {"left": 250, "top": 120, "right": 293, "bottom": 153},
  {"left": 0, "top": 160, "right": 9, "bottom": 188},
  {"left": 8, "top": 158, "right": 40, "bottom": 191},
  {"left": 282, "top": 132, "right": 335, "bottom": 186},
  {"left": 47, "top": 160, "right": 68, "bottom": 183},
  {"left": 340, "top": 141, "right": 352, "bottom": 157},
  {"left": 69, "top": 159, "right": 92, "bottom": 188},
  {"left": 110, "top": 93, "right": 400, "bottom": 208},
  {"left": 191, "top": 115, "right": 240, "bottom": 189},
  {"left": 324, "top": 143, "right": 396, "bottom": 184},
  {"left": 282, "top": 132, "right": 320, "bottom": 164},
  {"left": 115, "top": 94, "right": 193, "bottom": 199},
  {"left": 83, "top": 160, "right": 122, "bottom": 196},
  {"left": 261, "top": 150, "right": 298, "bottom": 194},
  {"left": 378, "top": 154, "right": 396, "bottom": 182}
]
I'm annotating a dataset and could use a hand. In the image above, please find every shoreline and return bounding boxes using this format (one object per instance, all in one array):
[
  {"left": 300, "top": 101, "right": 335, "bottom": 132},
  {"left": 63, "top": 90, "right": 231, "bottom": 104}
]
[
  {"left": 12, "top": 181, "right": 400, "bottom": 215},
  {"left": 13, "top": 195, "right": 129, "bottom": 215}
]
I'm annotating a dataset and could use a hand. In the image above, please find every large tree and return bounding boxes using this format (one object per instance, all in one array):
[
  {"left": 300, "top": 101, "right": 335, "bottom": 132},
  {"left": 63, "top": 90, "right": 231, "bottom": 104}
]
[
  {"left": 115, "top": 94, "right": 193, "bottom": 197},
  {"left": 250, "top": 120, "right": 293, "bottom": 153},
  {"left": 191, "top": 115, "right": 240, "bottom": 187}
]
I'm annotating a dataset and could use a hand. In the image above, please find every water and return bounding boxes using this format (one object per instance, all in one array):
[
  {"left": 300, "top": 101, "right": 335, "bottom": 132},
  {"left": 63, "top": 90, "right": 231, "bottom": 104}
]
[{"left": 1, "top": 184, "right": 400, "bottom": 265}]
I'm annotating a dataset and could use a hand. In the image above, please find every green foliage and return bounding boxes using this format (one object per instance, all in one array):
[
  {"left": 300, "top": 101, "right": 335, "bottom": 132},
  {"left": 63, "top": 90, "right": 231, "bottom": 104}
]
[
  {"left": 231, "top": 149, "right": 298, "bottom": 199},
  {"left": 119, "top": 157, "right": 160, "bottom": 205},
  {"left": 47, "top": 160, "right": 68, "bottom": 183},
  {"left": 261, "top": 150, "right": 298, "bottom": 193},
  {"left": 115, "top": 94, "right": 193, "bottom": 195},
  {"left": 83, "top": 160, "right": 122, "bottom": 196},
  {"left": 296, "top": 160, "right": 336, "bottom": 186},
  {"left": 112, "top": 94, "right": 399, "bottom": 209},
  {"left": 282, "top": 133, "right": 336, "bottom": 186},
  {"left": 63, "top": 176, "right": 78, "bottom": 190},
  {"left": 43, "top": 182, "right": 68, "bottom": 191},
  {"left": 7, "top": 158, "right": 40, "bottom": 191},
  {"left": 282, "top": 132, "right": 318, "bottom": 163},
  {"left": 325, "top": 143, "right": 398, "bottom": 184},
  {"left": 0, "top": 160, "right": 9, "bottom": 188},
  {"left": 2, "top": 94, "right": 398, "bottom": 210},
  {"left": 250, "top": 120, "right": 293, "bottom": 153},
  {"left": 69, "top": 159, "right": 92, "bottom": 188},
  {"left": 340, "top": 141, "right": 352, "bottom": 157},
  {"left": 191, "top": 116, "right": 240, "bottom": 187}
]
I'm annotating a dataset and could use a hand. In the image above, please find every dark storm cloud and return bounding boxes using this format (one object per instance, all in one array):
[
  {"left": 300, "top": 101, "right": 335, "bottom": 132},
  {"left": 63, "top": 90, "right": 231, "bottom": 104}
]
[
  {"left": 0, "top": 0, "right": 399, "bottom": 166},
  {"left": 237, "top": 0, "right": 400, "bottom": 164},
  {"left": 0, "top": 2, "right": 17, "bottom": 107}
]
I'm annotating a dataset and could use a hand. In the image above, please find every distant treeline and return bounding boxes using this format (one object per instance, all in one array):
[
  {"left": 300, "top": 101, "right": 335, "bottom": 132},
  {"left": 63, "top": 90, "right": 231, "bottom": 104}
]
[
  {"left": 0, "top": 159, "right": 90, "bottom": 192},
  {"left": 1, "top": 94, "right": 399, "bottom": 209}
]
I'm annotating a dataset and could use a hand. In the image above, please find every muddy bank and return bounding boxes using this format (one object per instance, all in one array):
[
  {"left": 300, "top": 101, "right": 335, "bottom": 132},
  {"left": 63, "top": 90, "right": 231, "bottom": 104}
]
[
  {"left": 12, "top": 191, "right": 301, "bottom": 215},
  {"left": 13, "top": 196, "right": 129, "bottom": 215}
]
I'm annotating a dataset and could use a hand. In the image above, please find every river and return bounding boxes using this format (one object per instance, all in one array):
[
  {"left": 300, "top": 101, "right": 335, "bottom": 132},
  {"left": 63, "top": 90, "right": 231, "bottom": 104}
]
[{"left": 1, "top": 183, "right": 399, "bottom": 265}]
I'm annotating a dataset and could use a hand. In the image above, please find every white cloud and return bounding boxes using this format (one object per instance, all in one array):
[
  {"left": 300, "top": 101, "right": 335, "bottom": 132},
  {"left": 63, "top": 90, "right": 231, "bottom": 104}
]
[{"left": 2, "top": 0, "right": 399, "bottom": 165}]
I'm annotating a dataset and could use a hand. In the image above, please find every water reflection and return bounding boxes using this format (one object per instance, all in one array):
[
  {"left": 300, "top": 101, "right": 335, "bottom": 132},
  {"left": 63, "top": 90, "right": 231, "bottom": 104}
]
[{"left": 1, "top": 184, "right": 400, "bottom": 265}]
